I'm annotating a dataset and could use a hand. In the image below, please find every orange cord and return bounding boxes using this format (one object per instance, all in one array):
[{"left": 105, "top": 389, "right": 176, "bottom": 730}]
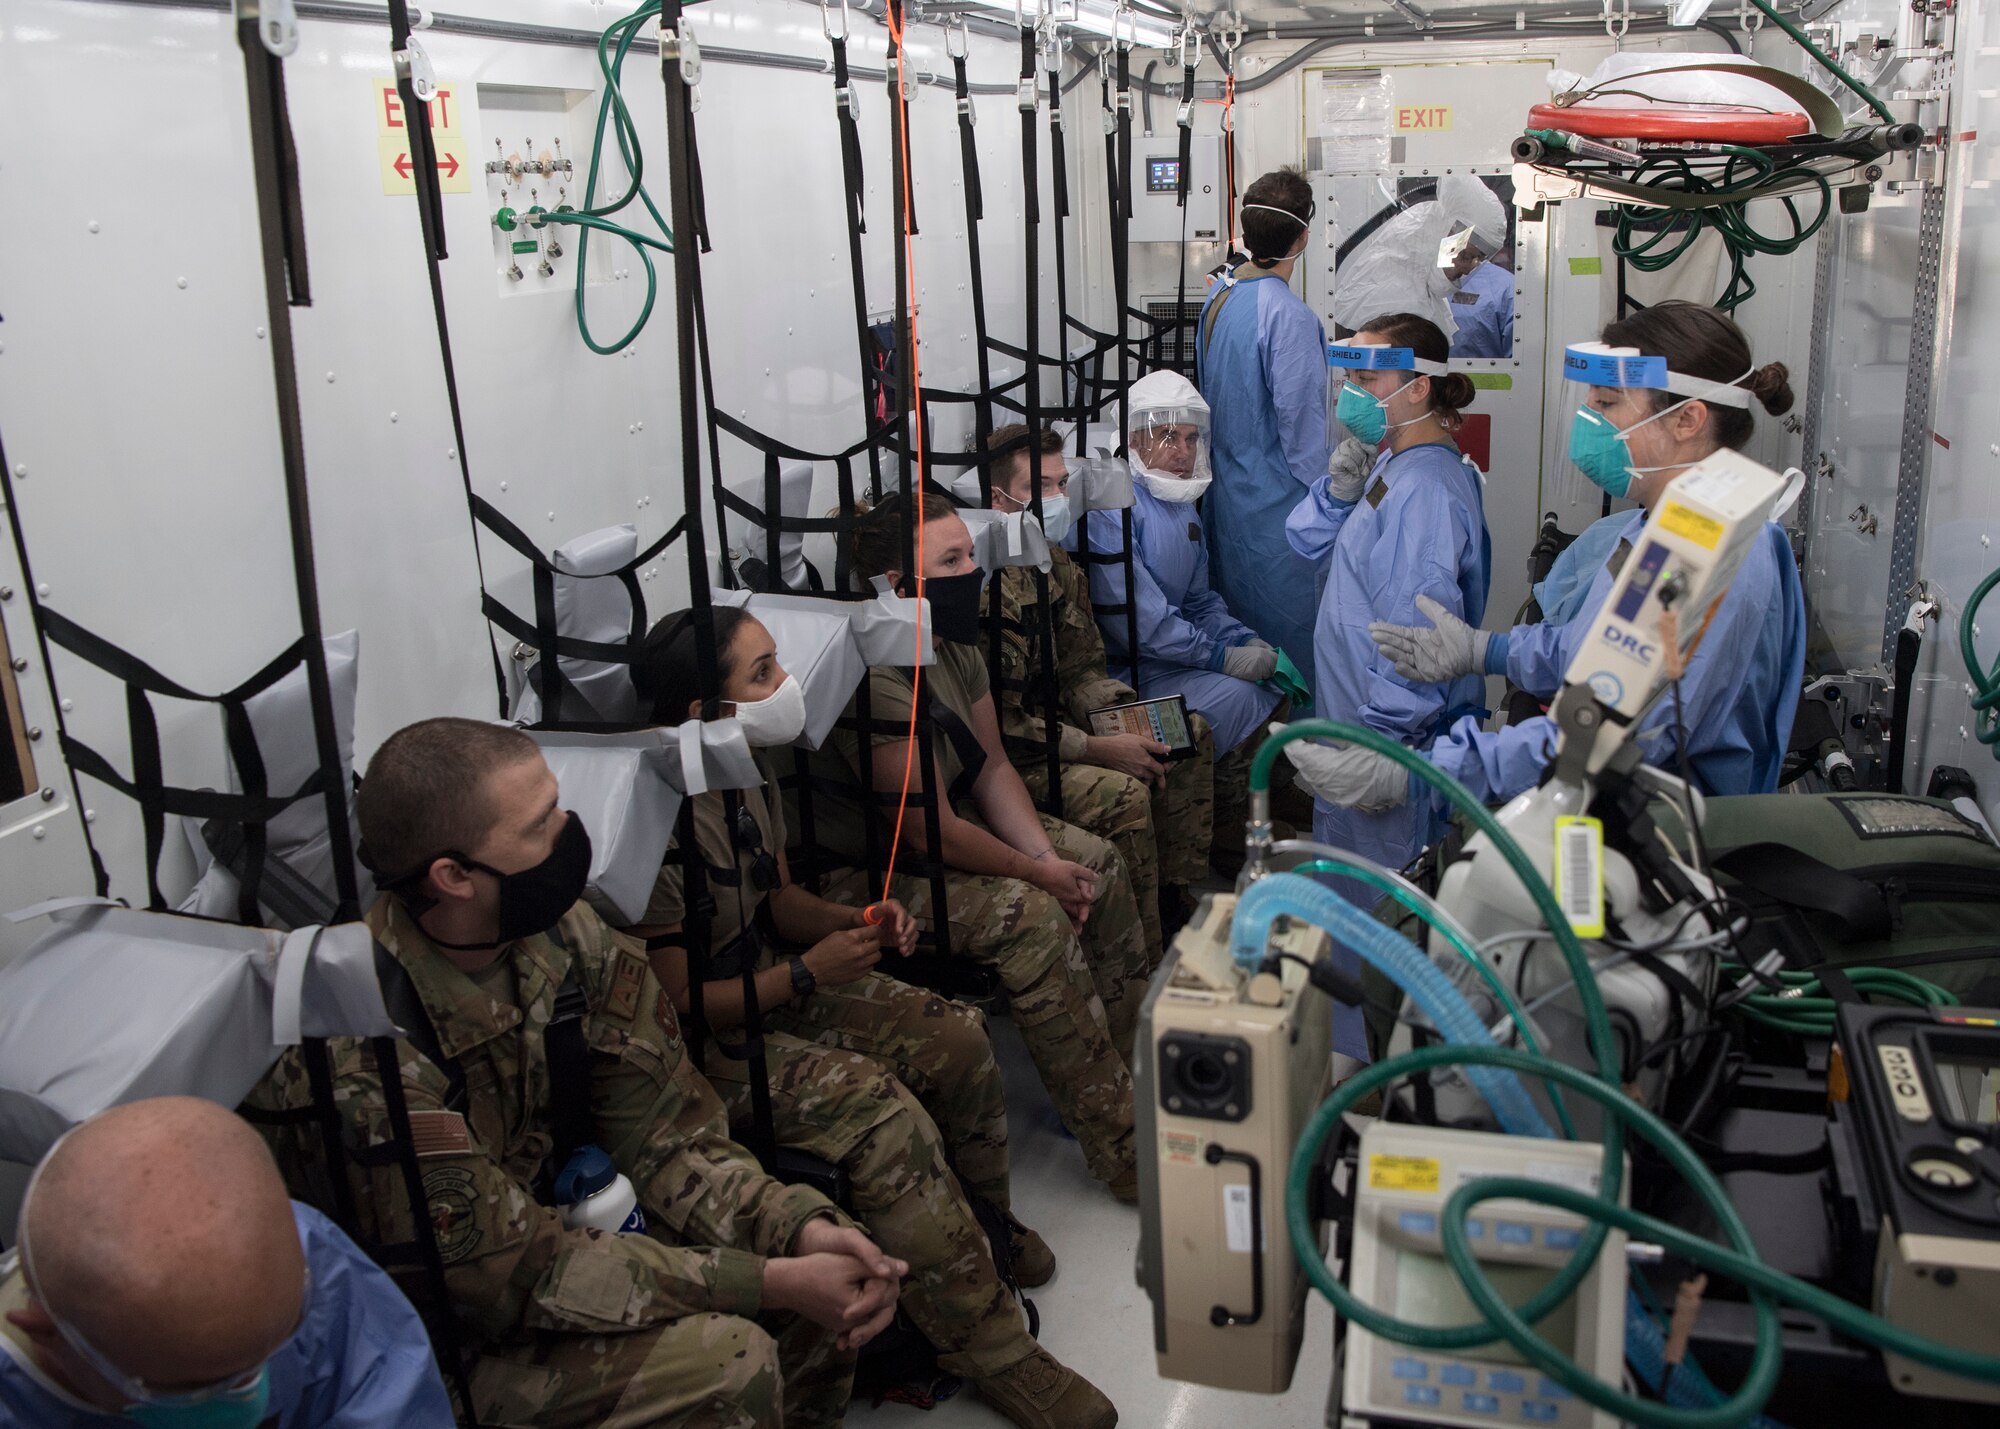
[{"left": 878, "top": 4, "right": 927, "bottom": 902}]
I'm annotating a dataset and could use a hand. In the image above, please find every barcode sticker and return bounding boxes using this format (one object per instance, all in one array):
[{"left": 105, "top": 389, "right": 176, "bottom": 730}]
[
  {"left": 1553, "top": 816, "right": 1606, "bottom": 939},
  {"left": 1224, "top": 1183, "right": 1254, "bottom": 1253}
]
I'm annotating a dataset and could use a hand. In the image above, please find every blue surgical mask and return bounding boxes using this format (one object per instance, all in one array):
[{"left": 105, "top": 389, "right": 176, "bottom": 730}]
[
  {"left": 1035, "top": 493, "right": 1074, "bottom": 546},
  {"left": 124, "top": 1371, "right": 272, "bottom": 1429}
]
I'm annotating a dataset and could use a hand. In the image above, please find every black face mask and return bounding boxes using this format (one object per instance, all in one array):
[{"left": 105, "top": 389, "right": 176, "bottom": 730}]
[
  {"left": 914, "top": 569, "right": 985, "bottom": 646},
  {"left": 398, "top": 814, "right": 594, "bottom": 948}
]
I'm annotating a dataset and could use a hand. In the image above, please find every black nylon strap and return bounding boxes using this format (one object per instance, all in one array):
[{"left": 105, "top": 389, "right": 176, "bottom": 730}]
[
  {"left": 369, "top": 1031, "right": 475, "bottom": 1416},
  {"left": 384, "top": 0, "right": 510, "bottom": 721},
  {"left": 1712, "top": 843, "right": 1894, "bottom": 943},
  {"left": 659, "top": 0, "right": 721, "bottom": 730},
  {"left": 1113, "top": 42, "right": 1139, "bottom": 664},
  {"left": 1172, "top": 53, "right": 1197, "bottom": 354},
  {"left": 544, "top": 972, "right": 597, "bottom": 1168},
  {"left": 956, "top": 53, "right": 984, "bottom": 223}
]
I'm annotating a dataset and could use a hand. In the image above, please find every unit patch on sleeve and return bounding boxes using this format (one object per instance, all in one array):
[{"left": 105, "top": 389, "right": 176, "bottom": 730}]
[{"left": 608, "top": 949, "right": 647, "bottom": 1021}]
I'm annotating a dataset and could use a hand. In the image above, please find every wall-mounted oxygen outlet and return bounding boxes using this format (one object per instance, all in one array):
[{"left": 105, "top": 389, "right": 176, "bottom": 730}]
[{"left": 477, "top": 83, "right": 611, "bottom": 298}]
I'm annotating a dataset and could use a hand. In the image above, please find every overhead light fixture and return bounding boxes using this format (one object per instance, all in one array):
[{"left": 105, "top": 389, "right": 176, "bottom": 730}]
[
  {"left": 954, "top": 0, "right": 1178, "bottom": 49},
  {"left": 1670, "top": 0, "right": 1716, "bottom": 25}
]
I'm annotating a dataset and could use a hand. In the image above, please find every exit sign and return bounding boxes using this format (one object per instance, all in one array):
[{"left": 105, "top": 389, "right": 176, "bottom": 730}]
[{"left": 1394, "top": 105, "right": 1452, "bottom": 132}]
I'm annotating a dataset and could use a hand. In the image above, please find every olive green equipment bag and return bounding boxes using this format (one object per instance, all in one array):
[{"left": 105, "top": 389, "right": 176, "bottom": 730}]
[{"left": 1660, "top": 792, "right": 2000, "bottom": 1002}]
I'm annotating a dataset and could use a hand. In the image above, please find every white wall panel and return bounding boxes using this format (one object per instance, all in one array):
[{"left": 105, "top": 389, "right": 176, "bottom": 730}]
[{"left": 0, "top": 0, "right": 1040, "bottom": 927}]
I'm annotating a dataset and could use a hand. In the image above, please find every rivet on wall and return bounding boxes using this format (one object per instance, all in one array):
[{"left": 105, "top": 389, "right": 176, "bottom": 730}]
[
  {"left": 326, "top": 372, "right": 337, "bottom": 383},
  {"left": 88, "top": 221, "right": 100, "bottom": 233},
  {"left": 176, "top": 277, "right": 189, "bottom": 290}
]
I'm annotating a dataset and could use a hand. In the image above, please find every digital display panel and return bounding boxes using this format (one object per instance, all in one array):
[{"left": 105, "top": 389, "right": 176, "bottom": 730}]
[
  {"left": 1146, "top": 157, "right": 1182, "bottom": 194},
  {"left": 1392, "top": 1252, "right": 1579, "bottom": 1368}
]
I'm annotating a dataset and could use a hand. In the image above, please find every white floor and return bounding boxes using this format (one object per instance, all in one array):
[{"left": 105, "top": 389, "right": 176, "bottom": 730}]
[{"left": 849, "top": 1016, "right": 1339, "bottom": 1429}]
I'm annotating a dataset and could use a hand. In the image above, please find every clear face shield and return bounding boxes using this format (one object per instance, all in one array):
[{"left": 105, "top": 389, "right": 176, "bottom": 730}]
[
  {"left": 1128, "top": 405, "right": 1212, "bottom": 497},
  {"left": 1556, "top": 342, "right": 1756, "bottom": 508},
  {"left": 1327, "top": 341, "right": 1446, "bottom": 447},
  {"left": 1436, "top": 223, "right": 1492, "bottom": 283}
]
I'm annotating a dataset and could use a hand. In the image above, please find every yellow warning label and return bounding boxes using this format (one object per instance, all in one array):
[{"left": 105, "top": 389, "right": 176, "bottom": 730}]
[
  {"left": 1658, "top": 501, "right": 1724, "bottom": 551},
  {"left": 1162, "top": 1130, "right": 1203, "bottom": 1166},
  {"left": 1368, "top": 1154, "right": 1441, "bottom": 1193}
]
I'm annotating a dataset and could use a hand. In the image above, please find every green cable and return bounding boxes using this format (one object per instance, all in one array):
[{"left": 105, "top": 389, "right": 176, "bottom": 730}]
[
  {"left": 1292, "top": 1042, "right": 2000, "bottom": 1427},
  {"left": 1290, "top": 856, "right": 1581, "bottom": 1141},
  {"left": 1960, "top": 564, "right": 2000, "bottom": 763},
  {"left": 1728, "top": 965, "right": 1958, "bottom": 1036},
  {"left": 566, "top": 0, "right": 677, "bottom": 355},
  {"left": 1250, "top": 721, "right": 1623, "bottom": 1340},
  {"left": 1745, "top": 0, "right": 1897, "bottom": 126},
  {"left": 1287, "top": 1043, "right": 1782, "bottom": 1428}
]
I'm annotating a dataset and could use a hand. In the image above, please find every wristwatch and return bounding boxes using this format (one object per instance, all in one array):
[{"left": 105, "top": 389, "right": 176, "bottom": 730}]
[{"left": 788, "top": 954, "right": 817, "bottom": 1000}]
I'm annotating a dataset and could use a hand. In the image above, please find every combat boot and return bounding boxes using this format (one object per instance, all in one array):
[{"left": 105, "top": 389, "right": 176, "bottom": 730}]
[
  {"left": 1005, "top": 1214, "right": 1056, "bottom": 1287},
  {"left": 973, "top": 1346, "right": 1118, "bottom": 1429}
]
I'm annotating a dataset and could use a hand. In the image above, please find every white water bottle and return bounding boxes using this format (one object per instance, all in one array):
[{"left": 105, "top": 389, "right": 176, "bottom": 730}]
[{"left": 555, "top": 1144, "right": 645, "bottom": 1234}]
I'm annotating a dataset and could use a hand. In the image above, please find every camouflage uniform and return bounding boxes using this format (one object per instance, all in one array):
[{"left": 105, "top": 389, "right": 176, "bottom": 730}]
[
  {"left": 988, "top": 549, "right": 1216, "bottom": 956},
  {"left": 641, "top": 774, "right": 1034, "bottom": 1378},
  {"left": 244, "top": 898, "right": 854, "bottom": 1429},
  {"left": 804, "top": 642, "right": 1143, "bottom": 1187}
]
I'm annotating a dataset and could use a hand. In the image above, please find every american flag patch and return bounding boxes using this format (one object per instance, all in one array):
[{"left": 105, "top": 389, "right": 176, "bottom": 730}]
[{"left": 408, "top": 1110, "right": 473, "bottom": 1159}]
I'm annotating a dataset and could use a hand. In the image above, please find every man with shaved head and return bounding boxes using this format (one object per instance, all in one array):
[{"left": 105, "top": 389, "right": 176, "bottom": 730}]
[{"left": 0, "top": 1096, "right": 452, "bottom": 1426}]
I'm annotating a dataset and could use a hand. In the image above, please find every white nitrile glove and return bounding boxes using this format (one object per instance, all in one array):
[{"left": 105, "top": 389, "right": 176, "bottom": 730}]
[
  {"left": 1327, "top": 437, "right": 1375, "bottom": 504},
  {"left": 1367, "top": 594, "right": 1491, "bottom": 684},
  {"left": 1275, "top": 725, "right": 1410, "bottom": 813},
  {"left": 1221, "top": 644, "right": 1280, "bottom": 682}
]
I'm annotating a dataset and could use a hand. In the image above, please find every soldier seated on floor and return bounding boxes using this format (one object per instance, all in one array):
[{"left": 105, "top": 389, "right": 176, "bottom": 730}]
[
  {"left": 2, "top": 1096, "right": 454, "bottom": 1428},
  {"left": 804, "top": 493, "right": 1146, "bottom": 1204},
  {"left": 980, "top": 422, "right": 1216, "bottom": 947},
  {"left": 621, "top": 605, "right": 1116, "bottom": 1429},
  {"left": 245, "top": 717, "right": 903, "bottom": 1429}
]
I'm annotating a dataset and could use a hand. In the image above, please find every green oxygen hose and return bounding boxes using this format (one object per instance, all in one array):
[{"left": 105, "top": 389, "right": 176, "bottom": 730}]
[
  {"left": 1744, "top": 0, "right": 1898, "bottom": 126},
  {"left": 1290, "top": 856, "right": 1581, "bottom": 1141},
  {"left": 1291, "top": 1043, "right": 2000, "bottom": 1426},
  {"left": 556, "top": 0, "right": 678, "bottom": 355},
  {"left": 1961, "top": 564, "right": 2000, "bottom": 764},
  {"left": 1287, "top": 1043, "right": 1783, "bottom": 1428},
  {"left": 1250, "top": 721, "right": 1621, "bottom": 1341},
  {"left": 1728, "top": 965, "right": 1957, "bottom": 1036}
]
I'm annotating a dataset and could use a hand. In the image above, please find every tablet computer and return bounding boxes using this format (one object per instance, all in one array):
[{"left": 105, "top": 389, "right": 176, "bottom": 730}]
[{"left": 1088, "top": 694, "right": 1201, "bottom": 761}]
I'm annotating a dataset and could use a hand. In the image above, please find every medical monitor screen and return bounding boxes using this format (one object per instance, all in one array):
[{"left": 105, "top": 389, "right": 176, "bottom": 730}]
[
  {"left": 1146, "top": 158, "right": 1182, "bottom": 194},
  {"left": 1392, "top": 1252, "right": 1579, "bottom": 1367},
  {"left": 1935, "top": 1055, "right": 2000, "bottom": 1125}
]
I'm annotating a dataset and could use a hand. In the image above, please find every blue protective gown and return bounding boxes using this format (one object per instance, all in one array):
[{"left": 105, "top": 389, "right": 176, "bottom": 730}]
[
  {"left": 1079, "top": 480, "right": 1282, "bottom": 755},
  {"left": 1427, "top": 515, "right": 1806, "bottom": 803},
  {"left": 0, "top": 1202, "right": 455, "bottom": 1428},
  {"left": 1196, "top": 269, "right": 1330, "bottom": 691},
  {"left": 1287, "top": 441, "right": 1491, "bottom": 1059},
  {"left": 1446, "top": 260, "right": 1516, "bottom": 360},
  {"left": 1534, "top": 510, "right": 1632, "bottom": 624}
]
